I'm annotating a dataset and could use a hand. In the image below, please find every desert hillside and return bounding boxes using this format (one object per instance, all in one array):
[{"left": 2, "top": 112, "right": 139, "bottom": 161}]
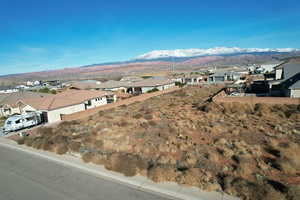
[{"left": 19, "top": 86, "right": 300, "bottom": 200}]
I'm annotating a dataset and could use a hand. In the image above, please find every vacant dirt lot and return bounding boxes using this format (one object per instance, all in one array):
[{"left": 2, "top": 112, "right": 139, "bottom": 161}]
[
  {"left": 62, "top": 86, "right": 179, "bottom": 121},
  {"left": 18, "top": 86, "right": 300, "bottom": 200}
]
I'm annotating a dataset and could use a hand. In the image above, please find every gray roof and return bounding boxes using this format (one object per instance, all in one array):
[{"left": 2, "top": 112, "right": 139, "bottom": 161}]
[
  {"left": 290, "top": 80, "right": 300, "bottom": 89},
  {"left": 271, "top": 62, "right": 300, "bottom": 89},
  {"left": 282, "top": 63, "right": 300, "bottom": 80},
  {"left": 97, "top": 80, "right": 130, "bottom": 89}
]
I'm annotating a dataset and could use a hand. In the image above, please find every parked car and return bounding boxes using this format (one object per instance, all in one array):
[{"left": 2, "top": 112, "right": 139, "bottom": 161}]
[{"left": 2, "top": 112, "right": 42, "bottom": 132}]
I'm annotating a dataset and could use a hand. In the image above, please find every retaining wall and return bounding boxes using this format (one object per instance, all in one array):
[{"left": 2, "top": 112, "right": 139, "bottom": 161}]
[{"left": 214, "top": 96, "right": 300, "bottom": 105}]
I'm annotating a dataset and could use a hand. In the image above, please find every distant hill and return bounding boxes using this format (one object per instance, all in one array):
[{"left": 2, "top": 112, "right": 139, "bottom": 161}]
[{"left": 0, "top": 49, "right": 299, "bottom": 85}]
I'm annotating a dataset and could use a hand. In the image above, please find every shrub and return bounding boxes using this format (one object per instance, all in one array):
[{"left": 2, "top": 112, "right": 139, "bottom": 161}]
[
  {"left": 148, "top": 120, "right": 157, "bottom": 126},
  {"left": 93, "top": 140, "right": 103, "bottom": 148},
  {"left": 175, "top": 82, "right": 186, "bottom": 88},
  {"left": 24, "top": 137, "right": 34, "bottom": 146},
  {"left": 41, "top": 141, "right": 53, "bottom": 151},
  {"left": 144, "top": 114, "right": 153, "bottom": 120},
  {"left": 37, "top": 127, "right": 53, "bottom": 136},
  {"left": 141, "top": 76, "right": 153, "bottom": 79},
  {"left": 133, "top": 113, "right": 143, "bottom": 119},
  {"left": 68, "top": 141, "right": 81, "bottom": 152},
  {"left": 174, "top": 90, "right": 187, "bottom": 97},
  {"left": 17, "top": 138, "right": 25, "bottom": 145},
  {"left": 105, "top": 153, "right": 148, "bottom": 177},
  {"left": 31, "top": 138, "right": 45, "bottom": 149},
  {"left": 118, "top": 120, "right": 129, "bottom": 127},
  {"left": 58, "top": 120, "right": 80, "bottom": 127},
  {"left": 38, "top": 87, "right": 50, "bottom": 93},
  {"left": 55, "top": 144, "right": 68, "bottom": 155},
  {"left": 147, "top": 88, "right": 159, "bottom": 93},
  {"left": 82, "top": 152, "right": 95, "bottom": 163}
]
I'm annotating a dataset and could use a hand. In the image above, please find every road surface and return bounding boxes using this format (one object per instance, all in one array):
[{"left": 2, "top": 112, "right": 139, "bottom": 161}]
[{"left": 0, "top": 145, "right": 173, "bottom": 200}]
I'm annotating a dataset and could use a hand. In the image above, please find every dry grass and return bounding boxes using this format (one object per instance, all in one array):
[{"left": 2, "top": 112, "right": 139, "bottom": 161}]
[{"left": 18, "top": 85, "right": 300, "bottom": 200}]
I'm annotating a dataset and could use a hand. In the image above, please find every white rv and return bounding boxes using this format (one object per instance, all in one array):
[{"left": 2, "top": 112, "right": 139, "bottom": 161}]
[{"left": 3, "top": 112, "right": 42, "bottom": 132}]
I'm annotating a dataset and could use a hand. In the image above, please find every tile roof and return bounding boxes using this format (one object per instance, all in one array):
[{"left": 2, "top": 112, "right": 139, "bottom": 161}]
[
  {"left": 0, "top": 91, "right": 53, "bottom": 107},
  {"left": 130, "top": 79, "right": 175, "bottom": 87},
  {"left": 20, "top": 90, "right": 111, "bottom": 111},
  {"left": 97, "top": 80, "right": 131, "bottom": 89}
]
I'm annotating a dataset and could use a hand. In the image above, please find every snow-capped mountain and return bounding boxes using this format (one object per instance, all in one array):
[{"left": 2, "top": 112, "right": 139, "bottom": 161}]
[{"left": 136, "top": 47, "right": 298, "bottom": 60}]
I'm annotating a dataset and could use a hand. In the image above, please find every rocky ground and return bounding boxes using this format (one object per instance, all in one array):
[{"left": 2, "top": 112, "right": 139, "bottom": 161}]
[{"left": 18, "top": 86, "right": 300, "bottom": 200}]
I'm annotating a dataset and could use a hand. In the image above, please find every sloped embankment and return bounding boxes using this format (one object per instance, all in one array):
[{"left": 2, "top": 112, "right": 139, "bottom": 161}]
[{"left": 18, "top": 86, "right": 300, "bottom": 200}]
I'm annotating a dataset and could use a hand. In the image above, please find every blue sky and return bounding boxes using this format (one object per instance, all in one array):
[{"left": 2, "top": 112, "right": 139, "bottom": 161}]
[{"left": 0, "top": 0, "right": 300, "bottom": 75}]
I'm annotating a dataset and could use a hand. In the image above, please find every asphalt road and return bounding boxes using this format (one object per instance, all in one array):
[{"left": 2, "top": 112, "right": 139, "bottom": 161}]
[{"left": 0, "top": 145, "right": 173, "bottom": 200}]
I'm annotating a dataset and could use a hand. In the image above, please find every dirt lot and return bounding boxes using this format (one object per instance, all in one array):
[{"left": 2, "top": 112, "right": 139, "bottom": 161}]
[
  {"left": 62, "top": 86, "right": 179, "bottom": 121},
  {"left": 18, "top": 86, "right": 300, "bottom": 200}
]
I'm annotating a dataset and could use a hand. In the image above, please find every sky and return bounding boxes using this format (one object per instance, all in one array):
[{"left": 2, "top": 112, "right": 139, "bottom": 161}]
[{"left": 0, "top": 0, "right": 300, "bottom": 75}]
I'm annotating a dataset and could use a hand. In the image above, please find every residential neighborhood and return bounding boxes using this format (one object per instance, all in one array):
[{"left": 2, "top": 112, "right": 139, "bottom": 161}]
[
  {"left": 1, "top": 1, "right": 300, "bottom": 199},
  {"left": 1, "top": 59, "right": 299, "bottom": 134}
]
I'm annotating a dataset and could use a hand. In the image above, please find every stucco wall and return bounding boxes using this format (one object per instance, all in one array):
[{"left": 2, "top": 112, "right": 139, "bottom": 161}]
[
  {"left": 21, "top": 105, "right": 37, "bottom": 113},
  {"left": 0, "top": 106, "right": 21, "bottom": 117},
  {"left": 186, "top": 77, "right": 202, "bottom": 85},
  {"left": 290, "top": 89, "right": 300, "bottom": 98},
  {"left": 276, "top": 69, "right": 283, "bottom": 80},
  {"left": 86, "top": 96, "right": 107, "bottom": 109},
  {"left": 141, "top": 83, "right": 175, "bottom": 93},
  {"left": 47, "top": 97, "right": 108, "bottom": 123},
  {"left": 47, "top": 104, "right": 85, "bottom": 123},
  {"left": 104, "top": 87, "right": 126, "bottom": 92}
]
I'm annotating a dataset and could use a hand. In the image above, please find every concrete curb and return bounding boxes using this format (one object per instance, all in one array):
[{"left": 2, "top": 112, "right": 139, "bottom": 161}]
[{"left": 0, "top": 138, "right": 239, "bottom": 200}]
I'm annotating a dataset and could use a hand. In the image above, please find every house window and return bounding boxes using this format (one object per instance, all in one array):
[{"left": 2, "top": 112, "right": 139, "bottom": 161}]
[{"left": 86, "top": 100, "right": 92, "bottom": 106}]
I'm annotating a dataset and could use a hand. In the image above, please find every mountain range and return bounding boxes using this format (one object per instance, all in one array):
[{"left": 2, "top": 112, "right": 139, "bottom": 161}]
[
  {"left": 0, "top": 47, "right": 299, "bottom": 84},
  {"left": 135, "top": 47, "right": 298, "bottom": 60}
]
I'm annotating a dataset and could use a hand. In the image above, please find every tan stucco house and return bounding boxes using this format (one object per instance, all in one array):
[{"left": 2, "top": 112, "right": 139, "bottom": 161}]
[{"left": 18, "top": 90, "right": 116, "bottom": 123}]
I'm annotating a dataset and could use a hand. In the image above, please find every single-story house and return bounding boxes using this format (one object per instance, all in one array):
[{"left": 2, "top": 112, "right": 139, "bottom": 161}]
[
  {"left": 77, "top": 78, "right": 176, "bottom": 95},
  {"left": 0, "top": 91, "right": 53, "bottom": 117},
  {"left": 184, "top": 75, "right": 203, "bottom": 85},
  {"left": 171, "top": 77, "right": 185, "bottom": 84},
  {"left": 209, "top": 71, "right": 240, "bottom": 83},
  {"left": 120, "top": 76, "right": 144, "bottom": 82},
  {"left": 69, "top": 80, "right": 102, "bottom": 90},
  {"left": 18, "top": 90, "right": 116, "bottom": 123},
  {"left": 268, "top": 61, "right": 300, "bottom": 98},
  {"left": 0, "top": 86, "right": 19, "bottom": 94},
  {"left": 126, "top": 79, "right": 175, "bottom": 94},
  {"left": 95, "top": 80, "right": 130, "bottom": 92},
  {"left": 259, "top": 61, "right": 283, "bottom": 73}
]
